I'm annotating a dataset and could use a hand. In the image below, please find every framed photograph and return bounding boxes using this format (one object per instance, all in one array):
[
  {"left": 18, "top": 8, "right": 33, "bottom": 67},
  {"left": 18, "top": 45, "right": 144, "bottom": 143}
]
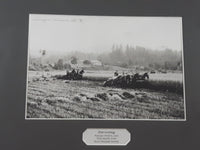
[
  {"left": 0, "top": 0, "right": 199, "bottom": 149},
  {"left": 26, "top": 14, "right": 186, "bottom": 121}
]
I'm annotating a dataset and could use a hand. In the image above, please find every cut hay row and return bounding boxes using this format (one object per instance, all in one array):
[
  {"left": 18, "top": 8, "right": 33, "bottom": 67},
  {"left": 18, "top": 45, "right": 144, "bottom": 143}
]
[{"left": 26, "top": 79, "right": 184, "bottom": 119}]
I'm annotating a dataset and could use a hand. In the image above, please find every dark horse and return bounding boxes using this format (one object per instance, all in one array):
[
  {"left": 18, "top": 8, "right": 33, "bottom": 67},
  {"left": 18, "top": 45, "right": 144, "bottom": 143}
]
[
  {"left": 66, "top": 69, "right": 85, "bottom": 80},
  {"left": 133, "top": 72, "right": 149, "bottom": 80},
  {"left": 76, "top": 69, "right": 84, "bottom": 80}
]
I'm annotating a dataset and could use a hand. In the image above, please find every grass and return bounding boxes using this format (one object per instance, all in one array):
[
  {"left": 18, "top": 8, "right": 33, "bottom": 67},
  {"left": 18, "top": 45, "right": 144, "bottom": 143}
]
[
  {"left": 82, "top": 75, "right": 183, "bottom": 95},
  {"left": 26, "top": 78, "right": 185, "bottom": 119},
  {"left": 134, "top": 80, "right": 183, "bottom": 95},
  {"left": 83, "top": 76, "right": 108, "bottom": 81}
]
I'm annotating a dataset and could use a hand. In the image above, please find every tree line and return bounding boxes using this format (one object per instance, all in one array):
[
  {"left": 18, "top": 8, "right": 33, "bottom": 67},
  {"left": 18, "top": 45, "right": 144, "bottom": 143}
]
[
  {"left": 29, "top": 44, "right": 183, "bottom": 71},
  {"left": 97, "top": 45, "right": 182, "bottom": 70}
]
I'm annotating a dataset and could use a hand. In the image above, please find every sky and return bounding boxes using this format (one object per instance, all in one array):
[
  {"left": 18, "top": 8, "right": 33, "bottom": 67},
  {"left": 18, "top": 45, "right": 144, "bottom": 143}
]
[{"left": 28, "top": 14, "right": 183, "bottom": 57}]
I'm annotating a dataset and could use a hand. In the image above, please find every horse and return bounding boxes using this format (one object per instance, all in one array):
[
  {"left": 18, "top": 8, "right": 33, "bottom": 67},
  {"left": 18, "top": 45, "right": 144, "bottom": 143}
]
[
  {"left": 79, "top": 69, "right": 84, "bottom": 75},
  {"left": 133, "top": 72, "right": 149, "bottom": 81},
  {"left": 142, "top": 72, "right": 149, "bottom": 80},
  {"left": 65, "top": 69, "right": 85, "bottom": 80},
  {"left": 76, "top": 69, "right": 85, "bottom": 80}
]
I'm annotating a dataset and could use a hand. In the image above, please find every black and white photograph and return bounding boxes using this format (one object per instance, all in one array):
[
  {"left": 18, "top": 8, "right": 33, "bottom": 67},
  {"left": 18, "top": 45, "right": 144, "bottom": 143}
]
[{"left": 26, "top": 14, "right": 185, "bottom": 120}]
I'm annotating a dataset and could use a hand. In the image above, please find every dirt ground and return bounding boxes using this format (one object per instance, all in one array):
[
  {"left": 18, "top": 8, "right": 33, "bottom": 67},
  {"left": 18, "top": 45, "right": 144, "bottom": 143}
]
[{"left": 26, "top": 73, "right": 185, "bottom": 120}]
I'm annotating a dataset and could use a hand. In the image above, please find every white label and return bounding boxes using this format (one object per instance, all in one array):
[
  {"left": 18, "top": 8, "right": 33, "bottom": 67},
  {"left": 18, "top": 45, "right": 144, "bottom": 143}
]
[{"left": 82, "top": 128, "right": 131, "bottom": 146}]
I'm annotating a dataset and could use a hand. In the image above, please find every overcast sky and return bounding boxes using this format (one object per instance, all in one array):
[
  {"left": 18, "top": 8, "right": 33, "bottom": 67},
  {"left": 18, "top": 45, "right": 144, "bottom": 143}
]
[{"left": 28, "top": 14, "right": 183, "bottom": 57}]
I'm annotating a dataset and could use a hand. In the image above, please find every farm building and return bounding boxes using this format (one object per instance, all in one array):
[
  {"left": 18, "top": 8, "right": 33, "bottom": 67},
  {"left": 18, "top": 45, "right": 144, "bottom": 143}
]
[{"left": 90, "top": 60, "right": 102, "bottom": 66}]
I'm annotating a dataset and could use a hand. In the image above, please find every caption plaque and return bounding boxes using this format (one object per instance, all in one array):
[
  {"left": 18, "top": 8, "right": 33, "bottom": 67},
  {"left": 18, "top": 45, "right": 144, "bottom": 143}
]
[{"left": 82, "top": 128, "right": 131, "bottom": 146}]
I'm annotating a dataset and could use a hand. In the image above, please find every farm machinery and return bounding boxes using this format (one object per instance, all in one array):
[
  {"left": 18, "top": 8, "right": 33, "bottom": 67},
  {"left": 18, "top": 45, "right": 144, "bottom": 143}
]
[{"left": 103, "top": 72, "right": 149, "bottom": 87}]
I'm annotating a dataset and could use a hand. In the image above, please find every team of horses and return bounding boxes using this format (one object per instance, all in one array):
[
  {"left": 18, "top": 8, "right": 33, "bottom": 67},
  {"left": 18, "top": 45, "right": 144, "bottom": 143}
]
[
  {"left": 57, "top": 69, "right": 149, "bottom": 88},
  {"left": 57, "top": 69, "right": 85, "bottom": 80},
  {"left": 103, "top": 72, "right": 149, "bottom": 87},
  {"left": 66, "top": 69, "right": 85, "bottom": 80}
]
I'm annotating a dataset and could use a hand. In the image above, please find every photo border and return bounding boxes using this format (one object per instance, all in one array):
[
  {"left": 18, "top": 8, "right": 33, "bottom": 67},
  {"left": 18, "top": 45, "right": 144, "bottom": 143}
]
[{"left": 25, "top": 14, "right": 187, "bottom": 121}]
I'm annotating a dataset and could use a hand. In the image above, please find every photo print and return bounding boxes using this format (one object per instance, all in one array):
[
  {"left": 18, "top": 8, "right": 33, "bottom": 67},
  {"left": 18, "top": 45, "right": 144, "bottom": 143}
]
[{"left": 26, "top": 14, "right": 185, "bottom": 120}]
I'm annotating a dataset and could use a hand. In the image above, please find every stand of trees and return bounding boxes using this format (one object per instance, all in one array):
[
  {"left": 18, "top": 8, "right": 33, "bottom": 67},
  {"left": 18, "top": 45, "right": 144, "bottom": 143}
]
[{"left": 97, "top": 44, "right": 182, "bottom": 70}]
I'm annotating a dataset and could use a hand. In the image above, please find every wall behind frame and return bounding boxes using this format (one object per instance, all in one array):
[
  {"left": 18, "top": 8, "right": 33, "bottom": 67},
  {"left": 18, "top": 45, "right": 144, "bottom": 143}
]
[{"left": 0, "top": 0, "right": 199, "bottom": 150}]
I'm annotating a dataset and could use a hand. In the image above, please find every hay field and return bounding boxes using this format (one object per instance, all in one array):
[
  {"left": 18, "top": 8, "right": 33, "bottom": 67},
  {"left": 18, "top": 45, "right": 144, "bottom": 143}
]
[
  {"left": 26, "top": 71, "right": 185, "bottom": 119},
  {"left": 83, "top": 70, "right": 183, "bottom": 82},
  {"left": 28, "top": 70, "right": 183, "bottom": 82}
]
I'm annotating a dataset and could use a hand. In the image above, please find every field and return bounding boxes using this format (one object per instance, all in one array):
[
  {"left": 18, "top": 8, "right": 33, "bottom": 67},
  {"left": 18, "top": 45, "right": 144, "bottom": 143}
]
[
  {"left": 28, "top": 70, "right": 183, "bottom": 81},
  {"left": 84, "top": 70, "right": 183, "bottom": 82},
  {"left": 26, "top": 70, "right": 185, "bottom": 119}
]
